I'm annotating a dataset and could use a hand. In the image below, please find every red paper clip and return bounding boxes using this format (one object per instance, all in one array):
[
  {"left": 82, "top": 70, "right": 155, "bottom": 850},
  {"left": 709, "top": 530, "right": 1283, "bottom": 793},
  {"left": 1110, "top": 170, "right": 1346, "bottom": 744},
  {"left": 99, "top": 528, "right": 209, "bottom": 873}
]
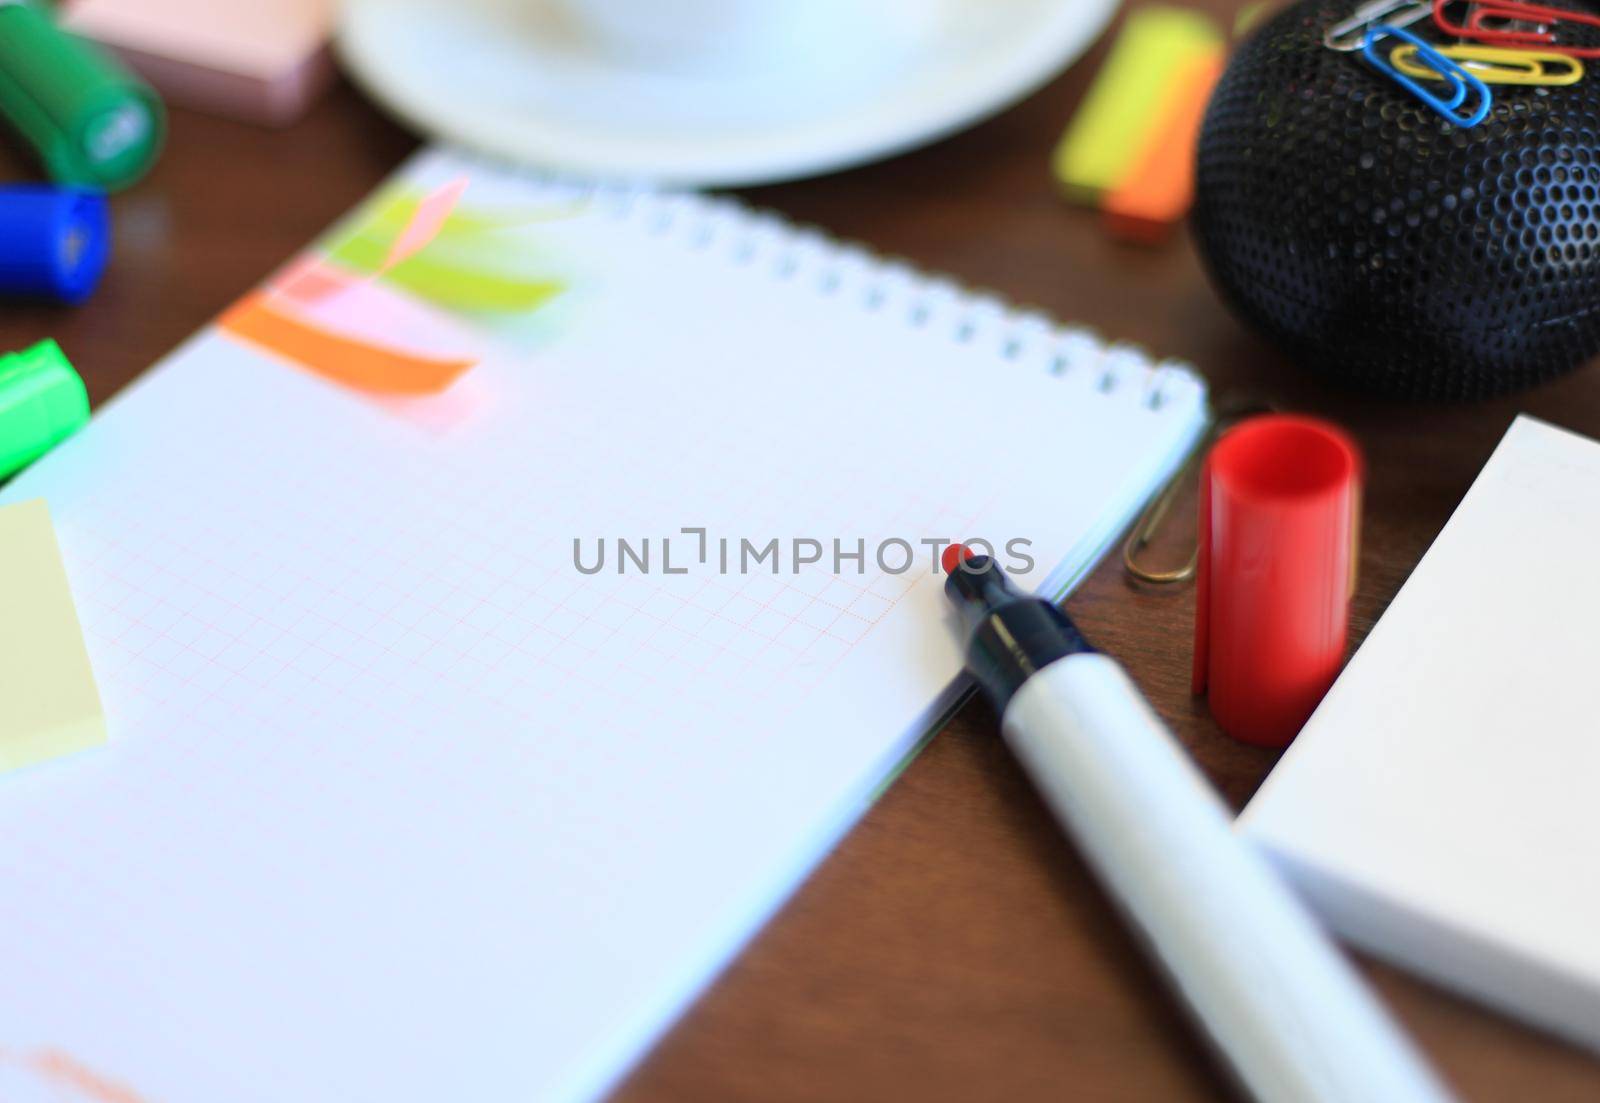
[
  {"left": 1433, "top": 0, "right": 1553, "bottom": 45},
  {"left": 1433, "top": 0, "right": 1600, "bottom": 56}
]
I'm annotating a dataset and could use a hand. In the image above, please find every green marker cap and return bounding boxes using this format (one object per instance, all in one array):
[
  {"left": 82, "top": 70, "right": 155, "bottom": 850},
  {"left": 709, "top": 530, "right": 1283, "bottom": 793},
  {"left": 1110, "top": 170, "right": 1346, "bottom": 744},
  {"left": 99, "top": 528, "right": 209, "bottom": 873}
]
[
  {"left": 0, "top": 0, "right": 164, "bottom": 190},
  {"left": 0, "top": 339, "right": 89, "bottom": 480}
]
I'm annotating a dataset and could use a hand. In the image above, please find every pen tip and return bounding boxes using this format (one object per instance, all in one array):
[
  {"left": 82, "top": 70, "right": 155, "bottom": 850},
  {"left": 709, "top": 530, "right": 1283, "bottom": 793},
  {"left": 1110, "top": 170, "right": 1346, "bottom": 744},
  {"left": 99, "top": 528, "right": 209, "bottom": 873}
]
[{"left": 941, "top": 543, "right": 972, "bottom": 575}]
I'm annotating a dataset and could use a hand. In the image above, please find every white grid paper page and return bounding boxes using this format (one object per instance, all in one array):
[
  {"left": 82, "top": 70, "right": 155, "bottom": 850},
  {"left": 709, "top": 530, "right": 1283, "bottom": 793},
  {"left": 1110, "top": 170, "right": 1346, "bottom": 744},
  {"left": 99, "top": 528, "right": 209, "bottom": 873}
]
[{"left": 0, "top": 149, "right": 1206, "bottom": 1103}]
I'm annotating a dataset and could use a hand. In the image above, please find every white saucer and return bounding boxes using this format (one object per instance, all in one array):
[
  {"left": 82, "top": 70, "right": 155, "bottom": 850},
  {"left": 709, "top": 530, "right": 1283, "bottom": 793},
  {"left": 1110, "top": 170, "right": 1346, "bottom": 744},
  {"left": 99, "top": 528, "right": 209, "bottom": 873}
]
[{"left": 337, "top": 0, "right": 1119, "bottom": 188}]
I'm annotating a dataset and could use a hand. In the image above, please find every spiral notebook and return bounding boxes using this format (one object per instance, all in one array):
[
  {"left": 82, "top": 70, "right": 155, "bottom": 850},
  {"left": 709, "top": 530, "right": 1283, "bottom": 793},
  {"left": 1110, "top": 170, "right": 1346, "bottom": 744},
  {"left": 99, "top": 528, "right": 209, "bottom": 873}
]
[{"left": 0, "top": 149, "right": 1206, "bottom": 1103}]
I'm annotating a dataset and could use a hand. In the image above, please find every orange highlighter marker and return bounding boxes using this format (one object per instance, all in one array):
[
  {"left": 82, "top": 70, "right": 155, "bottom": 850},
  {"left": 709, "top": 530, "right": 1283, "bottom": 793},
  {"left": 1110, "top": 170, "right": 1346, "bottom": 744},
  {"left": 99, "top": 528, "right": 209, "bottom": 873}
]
[{"left": 1103, "top": 53, "right": 1225, "bottom": 245}]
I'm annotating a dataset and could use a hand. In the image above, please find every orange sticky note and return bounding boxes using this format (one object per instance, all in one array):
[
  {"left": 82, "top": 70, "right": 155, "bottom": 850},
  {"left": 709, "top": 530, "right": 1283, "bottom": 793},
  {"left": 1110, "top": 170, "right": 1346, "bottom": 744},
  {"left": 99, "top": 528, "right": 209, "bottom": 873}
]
[
  {"left": 219, "top": 293, "right": 475, "bottom": 395},
  {"left": 1102, "top": 53, "right": 1225, "bottom": 245}
]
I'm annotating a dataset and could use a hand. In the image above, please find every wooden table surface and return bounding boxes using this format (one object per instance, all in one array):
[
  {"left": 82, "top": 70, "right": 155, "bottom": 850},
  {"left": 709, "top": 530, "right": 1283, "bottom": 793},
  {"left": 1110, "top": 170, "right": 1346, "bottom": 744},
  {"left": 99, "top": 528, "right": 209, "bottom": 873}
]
[{"left": 4, "top": 3, "right": 1600, "bottom": 1099}]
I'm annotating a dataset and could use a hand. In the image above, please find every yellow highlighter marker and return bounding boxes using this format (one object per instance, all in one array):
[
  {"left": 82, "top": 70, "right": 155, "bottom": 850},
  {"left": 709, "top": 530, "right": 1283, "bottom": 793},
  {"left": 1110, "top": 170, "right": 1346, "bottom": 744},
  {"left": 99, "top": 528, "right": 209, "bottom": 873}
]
[{"left": 1053, "top": 6, "right": 1224, "bottom": 206}]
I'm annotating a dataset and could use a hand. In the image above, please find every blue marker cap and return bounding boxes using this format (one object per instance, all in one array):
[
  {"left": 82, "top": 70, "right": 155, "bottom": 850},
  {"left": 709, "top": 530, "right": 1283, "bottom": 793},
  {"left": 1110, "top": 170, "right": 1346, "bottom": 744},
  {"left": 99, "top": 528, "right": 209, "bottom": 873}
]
[{"left": 0, "top": 185, "right": 111, "bottom": 304}]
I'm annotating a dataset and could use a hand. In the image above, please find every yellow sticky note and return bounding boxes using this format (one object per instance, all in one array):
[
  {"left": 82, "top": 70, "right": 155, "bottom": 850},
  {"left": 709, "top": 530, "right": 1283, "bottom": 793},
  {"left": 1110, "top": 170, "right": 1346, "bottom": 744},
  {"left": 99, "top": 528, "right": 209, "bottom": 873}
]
[
  {"left": 0, "top": 499, "right": 105, "bottom": 771},
  {"left": 1053, "top": 6, "right": 1224, "bottom": 205}
]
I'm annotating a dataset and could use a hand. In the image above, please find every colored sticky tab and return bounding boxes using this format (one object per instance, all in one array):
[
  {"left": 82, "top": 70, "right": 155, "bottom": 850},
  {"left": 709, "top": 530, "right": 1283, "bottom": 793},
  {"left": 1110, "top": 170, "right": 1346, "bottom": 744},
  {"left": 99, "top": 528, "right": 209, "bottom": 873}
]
[
  {"left": 1053, "top": 6, "right": 1223, "bottom": 205},
  {"left": 290, "top": 177, "right": 471, "bottom": 310},
  {"left": 218, "top": 178, "right": 570, "bottom": 399},
  {"left": 377, "top": 175, "right": 469, "bottom": 276},
  {"left": 323, "top": 187, "right": 568, "bottom": 314},
  {"left": 219, "top": 291, "right": 476, "bottom": 395},
  {"left": 0, "top": 499, "right": 105, "bottom": 772},
  {"left": 323, "top": 238, "right": 565, "bottom": 313},
  {"left": 1103, "top": 52, "right": 1225, "bottom": 244}
]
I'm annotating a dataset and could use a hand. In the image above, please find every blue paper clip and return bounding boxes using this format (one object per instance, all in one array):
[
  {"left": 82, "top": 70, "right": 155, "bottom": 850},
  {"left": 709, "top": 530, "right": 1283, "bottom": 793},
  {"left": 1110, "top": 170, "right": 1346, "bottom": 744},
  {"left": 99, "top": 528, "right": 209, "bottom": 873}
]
[{"left": 1362, "top": 23, "right": 1493, "bottom": 127}]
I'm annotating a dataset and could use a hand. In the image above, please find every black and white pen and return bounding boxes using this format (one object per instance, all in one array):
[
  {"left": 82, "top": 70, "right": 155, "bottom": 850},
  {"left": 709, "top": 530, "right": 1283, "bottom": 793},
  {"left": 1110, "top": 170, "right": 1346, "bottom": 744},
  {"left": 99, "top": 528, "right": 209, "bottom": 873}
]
[{"left": 942, "top": 545, "right": 1452, "bottom": 1103}]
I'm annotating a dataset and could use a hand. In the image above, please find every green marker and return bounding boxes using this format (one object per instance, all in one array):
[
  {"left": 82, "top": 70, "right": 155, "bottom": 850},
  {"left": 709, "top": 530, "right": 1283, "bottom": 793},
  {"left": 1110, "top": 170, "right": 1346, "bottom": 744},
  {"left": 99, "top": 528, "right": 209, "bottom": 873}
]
[
  {"left": 0, "top": 0, "right": 164, "bottom": 190},
  {"left": 0, "top": 340, "right": 89, "bottom": 479}
]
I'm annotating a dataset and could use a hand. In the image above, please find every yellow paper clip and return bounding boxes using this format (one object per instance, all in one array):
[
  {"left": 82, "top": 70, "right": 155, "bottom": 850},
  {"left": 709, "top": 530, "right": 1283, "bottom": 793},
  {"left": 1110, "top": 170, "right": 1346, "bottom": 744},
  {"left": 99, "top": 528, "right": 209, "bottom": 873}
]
[{"left": 1389, "top": 42, "right": 1584, "bottom": 84}]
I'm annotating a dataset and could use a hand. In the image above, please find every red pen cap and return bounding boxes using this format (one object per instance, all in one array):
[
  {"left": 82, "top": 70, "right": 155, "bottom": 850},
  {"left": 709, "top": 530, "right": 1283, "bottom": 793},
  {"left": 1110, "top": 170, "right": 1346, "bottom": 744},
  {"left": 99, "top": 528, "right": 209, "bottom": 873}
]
[{"left": 1193, "top": 415, "right": 1362, "bottom": 748}]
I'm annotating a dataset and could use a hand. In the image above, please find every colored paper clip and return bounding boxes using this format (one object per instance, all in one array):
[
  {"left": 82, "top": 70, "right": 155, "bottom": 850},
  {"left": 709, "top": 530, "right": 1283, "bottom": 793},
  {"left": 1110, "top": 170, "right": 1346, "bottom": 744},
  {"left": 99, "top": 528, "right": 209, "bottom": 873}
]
[
  {"left": 1325, "top": 0, "right": 1431, "bottom": 50},
  {"left": 1390, "top": 42, "right": 1584, "bottom": 83},
  {"left": 1433, "top": 0, "right": 1600, "bottom": 55},
  {"left": 1432, "top": 0, "right": 1552, "bottom": 45},
  {"left": 1123, "top": 398, "right": 1275, "bottom": 585},
  {"left": 1363, "top": 23, "right": 1493, "bottom": 127}
]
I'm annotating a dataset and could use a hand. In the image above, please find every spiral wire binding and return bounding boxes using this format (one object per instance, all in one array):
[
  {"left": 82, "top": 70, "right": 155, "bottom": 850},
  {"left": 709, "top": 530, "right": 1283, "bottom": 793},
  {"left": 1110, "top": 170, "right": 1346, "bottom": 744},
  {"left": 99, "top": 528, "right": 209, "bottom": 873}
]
[{"left": 439, "top": 147, "right": 1204, "bottom": 414}]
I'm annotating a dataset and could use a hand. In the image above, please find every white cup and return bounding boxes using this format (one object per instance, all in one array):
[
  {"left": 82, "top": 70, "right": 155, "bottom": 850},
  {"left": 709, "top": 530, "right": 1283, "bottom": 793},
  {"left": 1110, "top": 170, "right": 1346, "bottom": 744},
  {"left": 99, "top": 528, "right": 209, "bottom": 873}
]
[{"left": 568, "top": 0, "right": 926, "bottom": 72}]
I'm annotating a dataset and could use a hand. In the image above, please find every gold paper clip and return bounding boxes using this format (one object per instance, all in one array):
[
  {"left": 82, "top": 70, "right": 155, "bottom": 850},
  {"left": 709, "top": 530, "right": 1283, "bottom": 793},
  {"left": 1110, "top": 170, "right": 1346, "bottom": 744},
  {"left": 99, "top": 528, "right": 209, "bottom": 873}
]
[
  {"left": 1123, "top": 398, "right": 1274, "bottom": 584},
  {"left": 1389, "top": 42, "right": 1583, "bottom": 84}
]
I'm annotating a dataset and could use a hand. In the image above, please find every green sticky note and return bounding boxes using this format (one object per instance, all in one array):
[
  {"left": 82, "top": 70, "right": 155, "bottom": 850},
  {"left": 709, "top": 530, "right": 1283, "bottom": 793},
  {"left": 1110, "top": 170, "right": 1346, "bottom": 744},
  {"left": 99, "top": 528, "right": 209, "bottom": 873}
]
[
  {"left": 321, "top": 187, "right": 569, "bottom": 314},
  {"left": 1053, "top": 6, "right": 1223, "bottom": 205},
  {"left": 324, "top": 232, "right": 566, "bottom": 314},
  {"left": 0, "top": 499, "right": 105, "bottom": 772}
]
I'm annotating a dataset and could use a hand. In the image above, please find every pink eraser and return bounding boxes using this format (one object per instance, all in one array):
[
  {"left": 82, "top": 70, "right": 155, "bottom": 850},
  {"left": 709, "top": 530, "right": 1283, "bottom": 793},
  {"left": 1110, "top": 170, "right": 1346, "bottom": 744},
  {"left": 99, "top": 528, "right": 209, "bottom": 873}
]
[{"left": 60, "top": 0, "right": 335, "bottom": 127}]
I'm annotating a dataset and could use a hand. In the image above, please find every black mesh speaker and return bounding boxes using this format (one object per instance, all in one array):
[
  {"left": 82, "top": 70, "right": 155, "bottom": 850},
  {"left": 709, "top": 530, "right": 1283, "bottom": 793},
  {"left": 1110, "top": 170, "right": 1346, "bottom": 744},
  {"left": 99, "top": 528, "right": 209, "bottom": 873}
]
[{"left": 1194, "top": 0, "right": 1600, "bottom": 399}]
